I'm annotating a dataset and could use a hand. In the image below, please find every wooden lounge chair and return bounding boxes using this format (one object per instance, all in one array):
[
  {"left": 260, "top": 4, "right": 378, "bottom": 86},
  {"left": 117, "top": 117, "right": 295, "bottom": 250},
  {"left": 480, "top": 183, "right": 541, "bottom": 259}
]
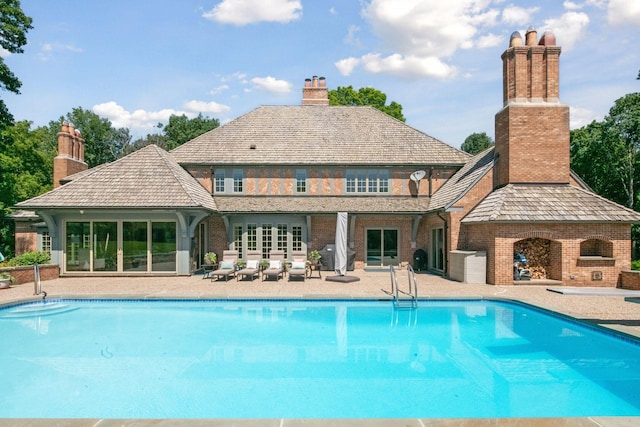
[
  {"left": 211, "top": 250, "right": 238, "bottom": 281},
  {"left": 262, "top": 250, "right": 285, "bottom": 281},
  {"left": 288, "top": 251, "right": 307, "bottom": 281},
  {"left": 237, "top": 250, "right": 261, "bottom": 281}
]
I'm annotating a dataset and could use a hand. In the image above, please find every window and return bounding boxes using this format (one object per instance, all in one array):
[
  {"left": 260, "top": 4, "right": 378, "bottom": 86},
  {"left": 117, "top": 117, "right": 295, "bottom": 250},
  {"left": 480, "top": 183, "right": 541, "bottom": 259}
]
[
  {"left": 234, "top": 224, "right": 243, "bottom": 259},
  {"left": 345, "top": 170, "right": 390, "bottom": 193},
  {"left": 346, "top": 173, "right": 356, "bottom": 193},
  {"left": 41, "top": 231, "right": 51, "bottom": 256},
  {"left": 151, "top": 222, "right": 176, "bottom": 272},
  {"left": 233, "top": 170, "right": 243, "bottom": 193},
  {"left": 292, "top": 226, "right": 302, "bottom": 252},
  {"left": 296, "top": 170, "right": 307, "bottom": 193},
  {"left": 261, "top": 224, "right": 272, "bottom": 259},
  {"left": 277, "top": 224, "right": 288, "bottom": 259},
  {"left": 247, "top": 224, "right": 257, "bottom": 250},
  {"left": 215, "top": 170, "right": 225, "bottom": 193}
]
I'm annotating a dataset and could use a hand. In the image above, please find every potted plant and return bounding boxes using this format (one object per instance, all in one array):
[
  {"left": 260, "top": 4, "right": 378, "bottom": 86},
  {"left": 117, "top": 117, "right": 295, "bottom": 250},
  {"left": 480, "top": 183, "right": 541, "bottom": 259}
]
[
  {"left": 0, "top": 272, "right": 15, "bottom": 289},
  {"left": 259, "top": 259, "right": 270, "bottom": 271},
  {"left": 308, "top": 250, "right": 321, "bottom": 265},
  {"left": 204, "top": 252, "right": 217, "bottom": 265}
]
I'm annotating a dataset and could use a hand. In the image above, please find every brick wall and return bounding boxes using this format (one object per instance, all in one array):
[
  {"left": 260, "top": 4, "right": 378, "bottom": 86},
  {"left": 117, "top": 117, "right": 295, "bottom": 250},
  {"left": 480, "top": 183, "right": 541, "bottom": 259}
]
[
  {"left": 0, "top": 264, "right": 59, "bottom": 285},
  {"left": 462, "top": 222, "right": 631, "bottom": 286},
  {"left": 14, "top": 221, "right": 38, "bottom": 255}
]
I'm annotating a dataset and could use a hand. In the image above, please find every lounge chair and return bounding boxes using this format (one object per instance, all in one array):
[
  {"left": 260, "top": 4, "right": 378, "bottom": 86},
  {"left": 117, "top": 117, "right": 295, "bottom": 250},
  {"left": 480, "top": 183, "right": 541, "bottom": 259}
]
[
  {"left": 237, "top": 250, "right": 261, "bottom": 281},
  {"left": 262, "top": 250, "right": 285, "bottom": 281},
  {"left": 211, "top": 250, "right": 238, "bottom": 281},
  {"left": 288, "top": 251, "right": 307, "bottom": 281}
]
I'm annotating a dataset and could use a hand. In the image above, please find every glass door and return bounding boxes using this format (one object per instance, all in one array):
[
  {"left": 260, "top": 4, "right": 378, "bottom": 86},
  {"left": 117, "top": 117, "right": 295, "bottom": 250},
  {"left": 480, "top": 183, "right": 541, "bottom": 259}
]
[
  {"left": 93, "top": 222, "right": 117, "bottom": 272},
  {"left": 431, "top": 228, "right": 444, "bottom": 271},
  {"left": 123, "top": 221, "right": 148, "bottom": 272},
  {"left": 366, "top": 229, "right": 398, "bottom": 267}
]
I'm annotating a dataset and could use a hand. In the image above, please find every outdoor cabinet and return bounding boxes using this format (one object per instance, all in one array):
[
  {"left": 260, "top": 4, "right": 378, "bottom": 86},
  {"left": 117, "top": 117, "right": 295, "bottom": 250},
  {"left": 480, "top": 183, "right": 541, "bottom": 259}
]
[{"left": 449, "top": 250, "right": 486, "bottom": 284}]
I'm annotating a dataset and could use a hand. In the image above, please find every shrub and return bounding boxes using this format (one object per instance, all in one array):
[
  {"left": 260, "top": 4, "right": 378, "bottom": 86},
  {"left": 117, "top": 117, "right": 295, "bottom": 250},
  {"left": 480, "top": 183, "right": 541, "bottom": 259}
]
[
  {"left": 632, "top": 260, "right": 640, "bottom": 271},
  {"left": 4, "top": 251, "right": 51, "bottom": 267}
]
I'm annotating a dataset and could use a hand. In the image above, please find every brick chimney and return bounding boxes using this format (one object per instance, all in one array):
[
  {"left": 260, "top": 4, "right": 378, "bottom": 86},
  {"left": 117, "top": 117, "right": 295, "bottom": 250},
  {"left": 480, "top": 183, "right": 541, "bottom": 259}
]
[
  {"left": 493, "top": 28, "right": 570, "bottom": 188},
  {"left": 53, "top": 121, "right": 88, "bottom": 188},
  {"left": 302, "top": 75, "right": 329, "bottom": 105}
]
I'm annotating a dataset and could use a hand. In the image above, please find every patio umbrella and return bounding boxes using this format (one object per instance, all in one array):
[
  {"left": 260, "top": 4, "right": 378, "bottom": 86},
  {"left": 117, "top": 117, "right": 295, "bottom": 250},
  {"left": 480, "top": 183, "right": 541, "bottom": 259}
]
[{"left": 335, "top": 212, "right": 348, "bottom": 276}]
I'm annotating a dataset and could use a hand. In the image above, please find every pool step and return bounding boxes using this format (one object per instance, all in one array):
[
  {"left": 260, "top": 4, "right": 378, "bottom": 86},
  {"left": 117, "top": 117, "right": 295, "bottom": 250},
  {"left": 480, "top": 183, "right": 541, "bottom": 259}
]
[{"left": 1, "top": 303, "right": 79, "bottom": 319}]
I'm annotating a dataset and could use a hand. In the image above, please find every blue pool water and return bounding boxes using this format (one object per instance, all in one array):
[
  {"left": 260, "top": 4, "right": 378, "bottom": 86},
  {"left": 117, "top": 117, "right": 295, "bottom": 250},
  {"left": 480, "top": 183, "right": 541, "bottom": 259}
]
[{"left": 1, "top": 298, "right": 640, "bottom": 419}]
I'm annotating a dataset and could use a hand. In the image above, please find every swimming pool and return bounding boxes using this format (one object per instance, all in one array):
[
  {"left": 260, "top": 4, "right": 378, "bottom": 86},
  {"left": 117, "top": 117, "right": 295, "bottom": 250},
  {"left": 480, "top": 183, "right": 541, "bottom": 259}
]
[{"left": 1, "top": 298, "right": 639, "bottom": 419}]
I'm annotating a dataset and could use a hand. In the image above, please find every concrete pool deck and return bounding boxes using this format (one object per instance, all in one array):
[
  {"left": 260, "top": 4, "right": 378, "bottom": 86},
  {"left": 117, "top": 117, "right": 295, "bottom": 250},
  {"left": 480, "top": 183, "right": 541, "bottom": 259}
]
[{"left": 2, "top": 269, "right": 640, "bottom": 427}]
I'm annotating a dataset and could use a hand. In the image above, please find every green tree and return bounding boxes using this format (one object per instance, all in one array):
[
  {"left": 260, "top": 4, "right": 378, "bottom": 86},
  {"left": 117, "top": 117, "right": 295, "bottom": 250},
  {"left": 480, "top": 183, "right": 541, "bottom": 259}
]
[
  {"left": 328, "top": 86, "right": 406, "bottom": 122},
  {"left": 0, "top": 121, "right": 52, "bottom": 257},
  {"left": 461, "top": 132, "right": 494, "bottom": 155},
  {"left": 162, "top": 113, "right": 220, "bottom": 150},
  {"left": 0, "top": 1, "right": 33, "bottom": 130}
]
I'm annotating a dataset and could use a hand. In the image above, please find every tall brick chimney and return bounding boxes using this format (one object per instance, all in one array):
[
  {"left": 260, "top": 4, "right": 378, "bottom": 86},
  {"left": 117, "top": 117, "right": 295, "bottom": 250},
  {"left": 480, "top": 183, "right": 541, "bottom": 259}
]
[
  {"left": 302, "top": 75, "right": 329, "bottom": 105},
  {"left": 53, "top": 121, "right": 88, "bottom": 188},
  {"left": 493, "top": 28, "right": 570, "bottom": 188}
]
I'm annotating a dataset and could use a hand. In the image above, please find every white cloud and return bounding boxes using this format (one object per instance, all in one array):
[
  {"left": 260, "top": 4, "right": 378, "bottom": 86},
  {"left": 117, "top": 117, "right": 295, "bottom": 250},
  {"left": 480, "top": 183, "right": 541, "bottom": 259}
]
[
  {"left": 184, "top": 100, "right": 231, "bottom": 114},
  {"left": 92, "top": 100, "right": 230, "bottom": 131},
  {"left": 337, "top": 0, "right": 499, "bottom": 79},
  {"left": 335, "top": 57, "right": 361, "bottom": 76},
  {"left": 543, "top": 11, "right": 589, "bottom": 51},
  {"left": 569, "top": 106, "right": 598, "bottom": 129},
  {"left": 563, "top": 1, "right": 582, "bottom": 10},
  {"left": 203, "top": 0, "right": 302, "bottom": 25},
  {"left": 360, "top": 53, "right": 457, "bottom": 79},
  {"left": 476, "top": 33, "right": 502, "bottom": 48},
  {"left": 501, "top": 5, "right": 539, "bottom": 26},
  {"left": 38, "top": 42, "right": 83, "bottom": 61},
  {"left": 0, "top": 47, "right": 10, "bottom": 58},
  {"left": 607, "top": 0, "right": 640, "bottom": 26},
  {"left": 209, "top": 84, "right": 230, "bottom": 95},
  {"left": 251, "top": 76, "right": 292, "bottom": 94},
  {"left": 344, "top": 25, "right": 362, "bottom": 48}
]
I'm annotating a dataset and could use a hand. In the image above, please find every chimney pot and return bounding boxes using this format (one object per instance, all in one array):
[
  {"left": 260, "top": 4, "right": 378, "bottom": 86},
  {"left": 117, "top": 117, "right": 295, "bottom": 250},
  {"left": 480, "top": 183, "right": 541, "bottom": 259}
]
[
  {"left": 539, "top": 30, "right": 556, "bottom": 46},
  {"left": 509, "top": 31, "right": 523, "bottom": 47},
  {"left": 525, "top": 27, "right": 537, "bottom": 46},
  {"left": 312, "top": 75, "right": 318, "bottom": 87}
]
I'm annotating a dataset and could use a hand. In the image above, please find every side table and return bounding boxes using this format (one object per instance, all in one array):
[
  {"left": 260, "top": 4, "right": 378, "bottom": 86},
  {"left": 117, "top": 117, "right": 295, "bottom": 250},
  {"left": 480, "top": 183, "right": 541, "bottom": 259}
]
[{"left": 307, "top": 263, "right": 322, "bottom": 279}]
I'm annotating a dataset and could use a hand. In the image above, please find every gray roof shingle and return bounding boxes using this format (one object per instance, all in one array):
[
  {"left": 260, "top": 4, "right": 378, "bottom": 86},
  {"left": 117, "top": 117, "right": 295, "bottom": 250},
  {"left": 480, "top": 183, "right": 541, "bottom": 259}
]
[
  {"left": 171, "top": 105, "right": 471, "bottom": 166},
  {"left": 461, "top": 184, "right": 640, "bottom": 223},
  {"left": 17, "top": 145, "right": 217, "bottom": 211}
]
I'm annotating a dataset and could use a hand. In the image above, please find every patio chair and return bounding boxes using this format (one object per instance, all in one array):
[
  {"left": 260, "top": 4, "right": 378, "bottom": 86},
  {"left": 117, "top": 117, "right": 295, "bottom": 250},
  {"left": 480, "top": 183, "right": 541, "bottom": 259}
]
[
  {"left": 262, "top": 250, "right": 285, "bottom": 281},
  {"left": 288, "top": 250, "right": 307, "bottom": 281},
  {"left": 237, "top": 250, "right": 261, "bottom": 281},
  {"left": 210, "top": 250, "right": 238, "bottom": 281}
]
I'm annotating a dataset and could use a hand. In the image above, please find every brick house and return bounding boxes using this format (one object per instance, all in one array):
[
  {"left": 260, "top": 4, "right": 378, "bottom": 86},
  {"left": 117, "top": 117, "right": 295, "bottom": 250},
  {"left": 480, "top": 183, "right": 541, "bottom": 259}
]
[{"left": 14, "top": 29, "right": 640, "bottom": 285}]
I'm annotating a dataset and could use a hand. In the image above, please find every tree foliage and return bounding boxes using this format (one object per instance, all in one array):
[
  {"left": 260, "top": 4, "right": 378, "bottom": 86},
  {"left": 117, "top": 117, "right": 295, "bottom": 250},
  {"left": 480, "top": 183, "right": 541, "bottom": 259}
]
[
  {"left": 0, "top": 121, "right": 53, "bottom": 257},
  {"left": 461, "top": 132, "right": 494, "bottom": 155},
  {"left": 571, "top": 93, "right": 640, "bottom": 209},
  {"left": 0, "top": 1, "right": 33, "bottom": 130},
  {"left": 328, "top": 86, "right": 406, "bottom": 122},
  {"left": 124, "top": 113, "right": 220, "bottom": 154}
]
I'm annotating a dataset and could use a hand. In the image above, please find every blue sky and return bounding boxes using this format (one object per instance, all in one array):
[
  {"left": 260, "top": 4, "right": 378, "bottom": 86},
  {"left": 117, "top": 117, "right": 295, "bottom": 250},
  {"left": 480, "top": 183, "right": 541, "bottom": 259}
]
[{"left": 3, "top": 0, "right": 639, "bottom": 147}]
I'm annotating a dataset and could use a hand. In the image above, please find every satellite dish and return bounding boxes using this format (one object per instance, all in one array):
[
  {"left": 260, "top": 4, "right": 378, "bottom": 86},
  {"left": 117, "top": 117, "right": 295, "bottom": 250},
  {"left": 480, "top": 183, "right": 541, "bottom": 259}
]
[{"left": 410, "top": 170, "right": 426, "bottom": 183}]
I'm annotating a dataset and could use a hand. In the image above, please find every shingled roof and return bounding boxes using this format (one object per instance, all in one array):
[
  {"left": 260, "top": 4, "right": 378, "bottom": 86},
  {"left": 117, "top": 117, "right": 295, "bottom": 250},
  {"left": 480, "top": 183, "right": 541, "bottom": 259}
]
[
  {"left": 16, "top": 145, "right": 217, "bottom": 211},
  {"left": 428, "top": 147, "right": 495, "bottom": 212},
  {"left": 171, "top": 105, "right": 471, "bottom": 166},
  {"left": 214, "top": 195, "right": 429, "bottom": 214},
  {"left": 461, "top": 184, "right": 640, "bottom": 223}
]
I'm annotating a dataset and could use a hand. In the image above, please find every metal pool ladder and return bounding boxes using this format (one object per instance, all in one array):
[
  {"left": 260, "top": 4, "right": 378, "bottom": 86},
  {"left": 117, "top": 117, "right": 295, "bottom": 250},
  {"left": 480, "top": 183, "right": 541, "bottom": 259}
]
[
  {"left": 389, "top": 265, "right": 418, "bottom": 310},
  {"left": 33, "top": 263, "right": 46, "bottom": 299}
]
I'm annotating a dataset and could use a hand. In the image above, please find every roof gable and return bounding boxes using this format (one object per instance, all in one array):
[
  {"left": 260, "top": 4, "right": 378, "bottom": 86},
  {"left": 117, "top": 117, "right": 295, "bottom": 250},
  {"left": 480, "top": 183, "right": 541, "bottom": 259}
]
[
  {"left": 171, "top": 105, "right": 471, "bottom": 166},
  {"left": 428, "top": 147, "right": 495, "bottom": 211},
  {"left": 17, "top": 145, "right": 217, "bottom": 211}
]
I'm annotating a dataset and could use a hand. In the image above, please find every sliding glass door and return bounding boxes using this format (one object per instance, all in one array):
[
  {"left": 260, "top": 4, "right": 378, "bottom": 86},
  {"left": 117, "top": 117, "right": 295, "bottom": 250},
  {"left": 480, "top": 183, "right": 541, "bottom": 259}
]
[{"left": 366, "top": 229, "right": 398, "bottom": 267}]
